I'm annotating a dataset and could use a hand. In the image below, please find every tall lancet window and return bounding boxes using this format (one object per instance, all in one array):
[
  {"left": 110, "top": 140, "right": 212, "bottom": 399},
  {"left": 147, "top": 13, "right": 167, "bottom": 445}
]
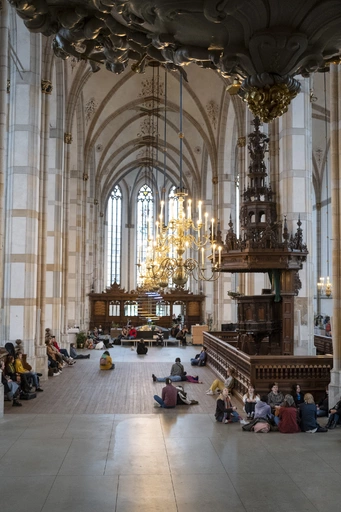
[
  {"left": 107, "top": 185, "right": 122, "bottom": 286},
  {"left": 137, "top": 184, "right": 154, "bottom": 285}
]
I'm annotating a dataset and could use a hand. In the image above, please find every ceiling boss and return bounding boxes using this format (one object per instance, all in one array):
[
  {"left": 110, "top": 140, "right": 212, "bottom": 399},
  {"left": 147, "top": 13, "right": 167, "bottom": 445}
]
[{"left": 10, "top": 0, "right": 341, "bottom": 122}]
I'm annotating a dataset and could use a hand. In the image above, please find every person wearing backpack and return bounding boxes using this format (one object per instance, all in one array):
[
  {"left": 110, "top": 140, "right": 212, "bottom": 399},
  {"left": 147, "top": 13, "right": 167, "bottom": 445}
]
[{"left": 99, "top": 350, "right": 115, "bottom": 370}]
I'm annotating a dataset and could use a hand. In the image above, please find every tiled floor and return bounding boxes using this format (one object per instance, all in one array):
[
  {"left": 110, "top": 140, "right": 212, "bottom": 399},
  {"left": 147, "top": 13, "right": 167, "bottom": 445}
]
[{"left": 1, "top": 346, "right": 340, "bottom": 511}]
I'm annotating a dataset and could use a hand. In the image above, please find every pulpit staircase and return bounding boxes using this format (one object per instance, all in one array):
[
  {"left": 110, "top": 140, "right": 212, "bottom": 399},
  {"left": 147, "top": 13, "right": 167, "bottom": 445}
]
[{"left": 137, "top": 290, "right": 162, "bottom": 322}]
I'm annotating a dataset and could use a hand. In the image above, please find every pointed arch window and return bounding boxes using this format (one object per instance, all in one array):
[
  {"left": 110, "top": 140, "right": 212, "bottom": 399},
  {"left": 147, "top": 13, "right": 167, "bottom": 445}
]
[
  {"left": 107, "top": 185, "right": 122, "bottom": 286},
  {"left": 137, "top": 184, "right": 154, "bottom": 285}
]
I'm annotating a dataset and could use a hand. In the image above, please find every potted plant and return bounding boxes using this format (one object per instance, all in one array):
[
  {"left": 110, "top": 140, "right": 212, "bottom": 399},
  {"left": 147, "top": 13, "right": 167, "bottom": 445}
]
[{"left": 76, "top": 331, "right": 87, "bottom": 349}]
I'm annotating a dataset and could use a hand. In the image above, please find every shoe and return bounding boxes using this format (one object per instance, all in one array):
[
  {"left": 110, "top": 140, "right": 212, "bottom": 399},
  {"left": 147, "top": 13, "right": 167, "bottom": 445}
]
[
  {"left": 246, "top": 413, "right": 251, "bottom": 419},
  {"left": 251, "top": 412, "right": 255, "bottom": 418},
  {"left": 224, "top": 419, "right": 228, "bottom": 424},
  {"left": 53, "top": 371, "right": 60, "bottom": 376},
  {"left": 240, "top": 419, "right": 248, "bottom": 425},
  {"left": 36, "top": 388, "right": 44, "bottom": 392},
  {"left": 36, "top": 373, "right": 43, "bottom": 377},
  {"left": 152, "top": 374, "right": 157, "bottom": 382},
  {"left": 86, "top": 354, "right": 90, "bottom": 359},
  {"left": 327, "top": 422, "right": 336, "bottom": 429},
  {"left": 206, "top": 390, "right": 214, "bottom": 395},
  {"left": 13, "top": 399, "right": 22, "bottom": 407}
]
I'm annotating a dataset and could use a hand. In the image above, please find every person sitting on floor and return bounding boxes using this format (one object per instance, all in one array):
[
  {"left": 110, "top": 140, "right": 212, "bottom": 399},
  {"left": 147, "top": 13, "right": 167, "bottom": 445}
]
[
  {"left": 70, "top": 344, "right": 90, "bottom": 359},
  {"left": 292, "top": 383, "right": 305, "bottom": 407},
  {"left": 136, "top": 339, "right": 148, "bottom": 355},
  {"left": 175, "top": 385, "right": 199, "bottom": 405},
  {"left": 14, "top": 352, "right": 43, "bottom": 392},
  {"left": 299, "top": 393, "right": 328, "bottom": 433},
  {"left": 206, "top": 367, "right": 235, "bottom": 395},
  {"left": 152, "top": 357, "right": 185, "bottom": 382},
  {"left": 1, "top": 360, "right": 22, "bottom": 406},
  {"left": 267, "top": 382, "right": 284, "bottom": 413},
  {"left": 99, "top": 350, "right": 115, "bottom": 370},
  {"left": 277, "top": 394, "right": 301, "bottom": 433},
  {"left": 215, "top": 388, "right": 238, "bottom": 423},
  {"left": 326, "top": 396, "right": 341, "bottom": 429},
  {"left": 316, "top": 386, "right": 329, "bottom": 417},
  {"left": 242, "top": 384, "right": 260, "bottom": 419},
  {"left": 190, "top": 346, "right": 207, "bottom": 366},
  {"left": 154, "top": 377, "right": 178, "bottom": 408}
]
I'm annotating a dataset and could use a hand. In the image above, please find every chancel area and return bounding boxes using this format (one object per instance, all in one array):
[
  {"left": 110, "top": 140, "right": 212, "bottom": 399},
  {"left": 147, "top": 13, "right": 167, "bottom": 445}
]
[{"left": 1, "top": 1, "right": 341, "bottom": 511}]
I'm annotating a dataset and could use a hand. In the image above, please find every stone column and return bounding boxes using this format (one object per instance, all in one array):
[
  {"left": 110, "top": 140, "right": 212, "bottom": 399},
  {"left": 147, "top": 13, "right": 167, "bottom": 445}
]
[
  {"left": 0, "top": 3, "right": 9, "bottom": 343},
  {"left": 4, "top": 24, "right": 42, "bottom": 364},
  {"left": 277, "top": 78, "right": 315, "bottom": 355},
  {"left": 329, "top": 64, "right": 341, "bottom": 406}
]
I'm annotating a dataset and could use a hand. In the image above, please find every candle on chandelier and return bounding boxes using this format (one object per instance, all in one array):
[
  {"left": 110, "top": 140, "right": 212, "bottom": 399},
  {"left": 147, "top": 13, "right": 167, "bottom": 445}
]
[
  {"left": 160, "top": 201, "right": 164, "bottom": 225},
  {"left": 201, "top": 247, "right": 205, "bottom": 266},
  {"left": 204, "top": 212, "right": 208, "bottom": 232},
  {"left": 218, "top": 246, "right": 222, "bottom": 266},
  {"left": 187, "top": 199, "right": 192, "bottom": 220},
  {"left": 212, "top": 243, "right": 216, "bottom": 263},
  {"left": 211, "top": 218, "right": 215, "bottom": 239},
  {"left": 198, "top": 201, "right": 202, "bottom": 223}
]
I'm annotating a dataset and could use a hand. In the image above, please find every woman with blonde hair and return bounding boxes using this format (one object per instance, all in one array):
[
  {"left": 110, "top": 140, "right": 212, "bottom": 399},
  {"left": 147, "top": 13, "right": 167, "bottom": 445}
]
[
  {"left": 215, "top": 388, "right": 238, "bottom": 423},
  {"left": 299, "top": 393, "right": 327, "bottom": 433},
  {"left": 242, "top": 384, "right": 260, "bottom": 419},
  {"left": 206, "top": 367, "right": 234, "bottom": 395}
]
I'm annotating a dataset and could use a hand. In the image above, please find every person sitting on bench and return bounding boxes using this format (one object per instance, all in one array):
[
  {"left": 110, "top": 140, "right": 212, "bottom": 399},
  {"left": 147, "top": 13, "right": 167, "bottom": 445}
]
[
  {"left": 15, "top": 352, "right": 43, "bottom": 392},
  {"left": 1, "top": 360, "right": 22, "bottom": 406}
]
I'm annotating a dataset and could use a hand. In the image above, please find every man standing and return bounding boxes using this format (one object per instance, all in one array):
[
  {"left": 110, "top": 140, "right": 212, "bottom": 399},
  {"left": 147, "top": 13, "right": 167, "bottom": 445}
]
[{"left": 154, "top": 378, "right": 178, "bottom": 408}]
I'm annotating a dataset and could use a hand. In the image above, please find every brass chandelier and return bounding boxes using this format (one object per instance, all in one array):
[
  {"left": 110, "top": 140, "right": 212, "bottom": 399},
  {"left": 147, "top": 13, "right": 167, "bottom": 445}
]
[{"left": 137, "top": 74, "right": 221, "bottom": 290}]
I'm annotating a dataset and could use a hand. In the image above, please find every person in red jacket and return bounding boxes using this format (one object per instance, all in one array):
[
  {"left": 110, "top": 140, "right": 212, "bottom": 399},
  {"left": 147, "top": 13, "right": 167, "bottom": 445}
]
[
  {"left": 154, "top": 378, "right": 177, "bottom": 408},
  {"left": 128, "top": 326, "right": 137, "bottom": 339},
  {"left": 278, "top": 394, "right": 301, "bottom": 433}
]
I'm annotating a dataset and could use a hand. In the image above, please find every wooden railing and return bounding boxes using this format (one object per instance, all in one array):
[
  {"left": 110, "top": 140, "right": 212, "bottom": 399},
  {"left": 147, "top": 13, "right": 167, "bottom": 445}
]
[
  {"left": 314, "top": 335, "right": 333, "bottom": 355},
  {"left": 204, "top": 331, "right": 332, "bottom": 401}
]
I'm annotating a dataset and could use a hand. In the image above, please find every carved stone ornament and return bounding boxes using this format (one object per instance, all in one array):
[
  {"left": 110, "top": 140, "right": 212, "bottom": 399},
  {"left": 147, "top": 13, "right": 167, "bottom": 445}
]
[
  {"left": 41, "top": 79, "right": 53, "bottom": 94},
  {"left": 84, "top": 97, "right": 98, "bottom": 123},
  {"left": 237, "top": 137, "right": 246, "bottom": 148},
  {"left": 206, "top": 100, "right": 219, "bottom": 130},
  {"left": 10, "top": 1, "right": 341, "bottom": 122},
  {"left": 64, "top": 132, "right": 72, "bottom": 144}
]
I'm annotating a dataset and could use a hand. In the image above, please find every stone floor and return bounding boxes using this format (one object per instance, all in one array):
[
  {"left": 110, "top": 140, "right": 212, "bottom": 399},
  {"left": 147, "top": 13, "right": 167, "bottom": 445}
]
[{"left": 0, "top": 345, "right": 340, "bottom": 512}]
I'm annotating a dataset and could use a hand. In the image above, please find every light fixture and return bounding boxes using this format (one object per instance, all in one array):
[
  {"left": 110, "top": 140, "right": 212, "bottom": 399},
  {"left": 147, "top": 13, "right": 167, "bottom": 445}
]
[
  {"left": 317, "top": 277, "right": 332, "bottom": 298},
  {"left": 145, "top": 74, "right": 221, "bottom": 289},
  {"left": 316, "top": 74, "right": 332, "bottom": 298}
]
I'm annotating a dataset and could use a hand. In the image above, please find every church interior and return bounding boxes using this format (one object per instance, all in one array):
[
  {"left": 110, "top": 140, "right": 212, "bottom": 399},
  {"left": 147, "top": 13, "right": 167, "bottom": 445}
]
[{"left": 1, "top": 1, "right": 341, "bottom": 511}]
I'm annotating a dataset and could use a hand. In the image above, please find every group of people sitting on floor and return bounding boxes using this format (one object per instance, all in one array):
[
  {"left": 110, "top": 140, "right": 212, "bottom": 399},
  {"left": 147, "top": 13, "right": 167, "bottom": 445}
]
[{"left": 214, "top": 381, "right": 338, "bottom": 433}]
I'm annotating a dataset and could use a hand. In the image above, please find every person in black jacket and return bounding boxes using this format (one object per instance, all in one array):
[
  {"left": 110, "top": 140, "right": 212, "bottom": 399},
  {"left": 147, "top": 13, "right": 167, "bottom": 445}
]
[
  {"left": 215, "top": 388, "right": 237, "bottom": 423},
  {"left": 317, "top": 387, "right": 329, "bottom": 417},
  {"left": 326, "top": 397, "right": 341, "bottom": 429},
  {"left": 136, "top": 339, "right": 148, "bottom": 355},
  {"left": 292, "top": 383, "right": 305, "bottom": 407}
]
